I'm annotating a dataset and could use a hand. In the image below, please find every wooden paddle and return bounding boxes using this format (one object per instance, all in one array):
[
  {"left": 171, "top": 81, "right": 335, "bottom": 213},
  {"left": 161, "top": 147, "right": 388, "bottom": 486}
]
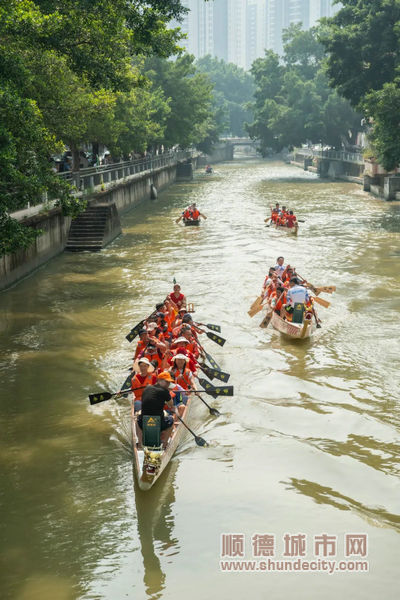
[
  {"left": 175, "top": 214, "right": 183, "bottom": 224},
  {"left": 248, "top": 298, "right": 265, "bottom": 318},
  {"left": 312, "top": 296, "right": 330, "bottom": 308},
  {"left": 315, "top": 286, "right": 336, "bottom": 294},
  {"left": 259, "top": 291, "right": 284, "bottom": 328}
]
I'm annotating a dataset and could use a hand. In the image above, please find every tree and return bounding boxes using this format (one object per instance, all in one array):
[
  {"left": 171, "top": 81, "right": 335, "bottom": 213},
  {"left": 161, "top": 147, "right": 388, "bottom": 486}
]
[
  {"left": 246, "top": 26, "right": 360, "bottom": 155},
  {"left": 196, "top": 56, "right": 255, "bottom": 136},
  {"left": 145, "top": 54, "right": 221, "bottom": 150},
  {"left": 318, "top": 0, "right": 400, "bottom": 107},
  {"left": 0, "top": 0, "right": 187, "bottom": 254},
  {"left": 319, "top": 0, "right": 400, "bottom": 170}
]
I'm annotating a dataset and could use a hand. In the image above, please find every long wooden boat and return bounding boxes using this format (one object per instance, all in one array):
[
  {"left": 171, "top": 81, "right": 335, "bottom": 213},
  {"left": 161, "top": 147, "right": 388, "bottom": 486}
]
[
  {"left": 270, "top": 309, "right": 315, "bottom": 339},
  {"left": 183, "top": 218, "right": 200, "bottom": 226},
  {"left": 132, "top": 391, "right": 195, "bottom": 491},
  {"left": 273, "top": 222, "right": 299, "bottom": 235}
]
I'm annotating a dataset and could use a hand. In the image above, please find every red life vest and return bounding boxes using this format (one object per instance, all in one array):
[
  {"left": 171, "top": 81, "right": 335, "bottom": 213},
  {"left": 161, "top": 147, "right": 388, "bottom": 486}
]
[{"left": 169, "top": 292, "right": 185, "bottom": 309}]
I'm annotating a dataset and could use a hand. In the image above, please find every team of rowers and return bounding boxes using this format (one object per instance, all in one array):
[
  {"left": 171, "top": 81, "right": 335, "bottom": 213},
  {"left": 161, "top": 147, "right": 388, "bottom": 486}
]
[
  {"left": 261, "top": 256, "right": 319, "bottom": 323},
  {"left": 181, "top": 202, "right": 207, "bottom": 222},
  {"left": 266, "top": 203, "right": 298, "bottom": 228},
  {"left": 127, "top": 283, "right": 209, "bottom": 446}
]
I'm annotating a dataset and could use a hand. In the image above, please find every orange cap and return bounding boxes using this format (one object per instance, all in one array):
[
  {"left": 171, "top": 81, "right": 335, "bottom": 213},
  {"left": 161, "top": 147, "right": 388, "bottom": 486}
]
[{"left": 157, "top": 371, "right": 175, "bottom": 383}]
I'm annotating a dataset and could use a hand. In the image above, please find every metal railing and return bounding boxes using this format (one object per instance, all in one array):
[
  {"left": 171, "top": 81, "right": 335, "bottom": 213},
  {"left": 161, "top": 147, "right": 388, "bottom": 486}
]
[
  {"left": 312, "top": 149, "right": 364, "bottom": 164},
  {"left": 57, "top": 150, "right": 194, "bottom": 193}
]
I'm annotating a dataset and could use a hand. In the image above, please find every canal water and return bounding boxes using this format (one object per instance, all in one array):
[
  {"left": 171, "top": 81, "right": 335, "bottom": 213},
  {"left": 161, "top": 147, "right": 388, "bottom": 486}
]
[{"left": 0, "top": 159, "right": 399, "bottom": 600}]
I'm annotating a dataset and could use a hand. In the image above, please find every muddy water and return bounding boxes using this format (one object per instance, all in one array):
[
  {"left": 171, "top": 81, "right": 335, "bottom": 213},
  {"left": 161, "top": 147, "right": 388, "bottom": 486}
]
[{"left": 0, "top": 159, "right": 399, "bottom": 600}]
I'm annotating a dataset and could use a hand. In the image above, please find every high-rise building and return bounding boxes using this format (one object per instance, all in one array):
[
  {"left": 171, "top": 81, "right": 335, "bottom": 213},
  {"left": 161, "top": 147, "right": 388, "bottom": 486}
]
[
  {"left": 246, "top": 0, "right": 267, "bottom": 69},
  {"left": 309, "top": 0, "right": 341, "bottom": 27},
  {"left": 171, "top": 0, "right": 340, "bottom": 68}
]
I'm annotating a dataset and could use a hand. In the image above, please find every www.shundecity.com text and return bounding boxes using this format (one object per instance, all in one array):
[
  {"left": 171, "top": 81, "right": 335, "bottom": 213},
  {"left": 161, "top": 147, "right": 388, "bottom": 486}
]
[{"left": 220, "top": 533, "right": 369, "bottom": 574}]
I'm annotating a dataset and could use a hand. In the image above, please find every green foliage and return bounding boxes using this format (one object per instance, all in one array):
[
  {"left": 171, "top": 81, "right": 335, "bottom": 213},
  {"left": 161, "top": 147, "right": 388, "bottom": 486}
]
[
  {"left": 246, "top": 26, "right": 361, "bottom": 155},
  {"left": 196, "top": 56, "right": 255, "bottom": 136},
  {"left": 319, "top": 0, "right": 400, "bottom": 171},
  {"left": 318, "top": 0, "right": 400, "bottom": 108},
  {"left": 145, "top": 54, "right": 222, "bottom": 151},
  {"left": 0, "top": 0, "right": 186, "bottom": 255},
  {"left": 363, "top": 82, "right": 400, "bottom": 171}
]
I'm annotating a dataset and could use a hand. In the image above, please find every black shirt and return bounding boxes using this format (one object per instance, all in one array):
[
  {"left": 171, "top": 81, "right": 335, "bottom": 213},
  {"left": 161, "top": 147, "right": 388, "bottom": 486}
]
[{"left": 141, "top": 384, "right": 171, "bottom": 416}]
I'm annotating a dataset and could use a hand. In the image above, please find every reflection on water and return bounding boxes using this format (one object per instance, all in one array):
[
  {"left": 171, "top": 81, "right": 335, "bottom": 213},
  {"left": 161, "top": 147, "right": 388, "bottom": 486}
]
[
  {"left": 135, "top": 463, "right": 178, "bottom": 600},
  {"left": 0, "top": 159, "right": 399, "bottom": 599}
]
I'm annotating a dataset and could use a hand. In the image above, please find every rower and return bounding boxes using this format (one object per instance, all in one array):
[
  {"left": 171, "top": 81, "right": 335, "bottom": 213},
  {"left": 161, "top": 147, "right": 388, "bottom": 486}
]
[
  {"left": 191, "top": 202, "right": 207, "bottom": 221},
  {"left": 286, "top": 211, "right": 297, "bottom": 228},
  {"left": 131, "top": 357, "right": 157, "bottom": 413},
  {"left": 137, "top": 372, "right": 176, "bottom": 448},
  {"left": 169, "top": 354, "right": 195, "bottom": 391},
  {"left": 134, "top": 329, "right": 149, "bottom": 360}
]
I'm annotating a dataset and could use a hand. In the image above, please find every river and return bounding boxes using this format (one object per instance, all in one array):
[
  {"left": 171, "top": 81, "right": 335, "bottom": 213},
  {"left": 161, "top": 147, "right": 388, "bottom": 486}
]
[{"left": 0, "top": 159, "right": 399, "bottom": 600}]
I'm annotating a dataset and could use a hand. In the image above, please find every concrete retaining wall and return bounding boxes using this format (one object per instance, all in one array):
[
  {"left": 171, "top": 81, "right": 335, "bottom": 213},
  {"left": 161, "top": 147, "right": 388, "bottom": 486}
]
[
  {"left": 0, "top": 208, "right": 71, "bottom": 291},
  {"left": 1, "top": 162, "right": 180, "bottom": 291}
]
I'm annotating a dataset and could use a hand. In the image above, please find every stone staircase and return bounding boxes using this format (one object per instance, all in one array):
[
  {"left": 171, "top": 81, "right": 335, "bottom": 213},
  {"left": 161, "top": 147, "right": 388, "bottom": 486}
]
[{"left": 65, "top": 204, "right": 121, "bottom": 251}]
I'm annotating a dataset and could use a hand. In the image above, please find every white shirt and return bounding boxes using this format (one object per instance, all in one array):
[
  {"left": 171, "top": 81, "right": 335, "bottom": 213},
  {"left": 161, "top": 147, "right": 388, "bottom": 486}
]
[
  {"left": 274, "top": 264, "right": 285, "bottom": 276},
  {"left": 286, "top": 285, "right": 310, "bottom": 306}
]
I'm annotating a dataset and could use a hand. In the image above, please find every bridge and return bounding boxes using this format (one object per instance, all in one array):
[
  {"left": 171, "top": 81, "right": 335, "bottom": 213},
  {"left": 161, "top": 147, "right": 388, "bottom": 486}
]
[{"left": 220, "top": 137, "right": 258, "bottom": 147}]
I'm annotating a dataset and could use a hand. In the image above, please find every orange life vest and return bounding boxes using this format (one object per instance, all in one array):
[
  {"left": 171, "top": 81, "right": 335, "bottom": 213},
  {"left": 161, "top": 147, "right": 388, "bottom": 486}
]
[
  {"left": 170, "top": 366, "right": 193, "bottom": 390},
  {"left": 131, "top": 373, "right": 156, "bottom": 400}
]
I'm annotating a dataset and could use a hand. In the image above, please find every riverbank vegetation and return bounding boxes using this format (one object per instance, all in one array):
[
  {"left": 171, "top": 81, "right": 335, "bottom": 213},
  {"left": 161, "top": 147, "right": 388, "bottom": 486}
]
[
  {"left": 319, "top": 0, "right": 400, "bottom": 171},
  {"left": 246, "top": 24, "right": 361, "bottom": 156},
  {"left": 0, "top": 1, "right": 222, "bottom": 254}
]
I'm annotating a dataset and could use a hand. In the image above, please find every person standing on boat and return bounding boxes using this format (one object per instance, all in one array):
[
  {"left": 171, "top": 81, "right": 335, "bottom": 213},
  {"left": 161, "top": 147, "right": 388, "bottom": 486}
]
[
  {"left": 137, "top": 372, "right": 176, "bottom": 447},
  {"left": 283, "top": 277, "right": 310, "bottom": 318},
  {"left": 131, "top": 357, "right": 157, "bottom": 413},
  {"left": 274, "top": 256, "right": 286, "bottom": 277}
]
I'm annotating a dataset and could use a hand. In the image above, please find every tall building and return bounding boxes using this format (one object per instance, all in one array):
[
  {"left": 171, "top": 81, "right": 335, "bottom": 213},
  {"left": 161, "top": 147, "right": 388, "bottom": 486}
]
[
  {"left": 172, "top": 0, "right": 341, "bottom": 68},
  {"left": 309, "top": 0, "right": 341, "bottom": 27},
  {"left": 227, "top": 0, "right": 247, "bottom": 69},
  {"left": 247, "top": 0, "right": 267, "bottom": 69}
]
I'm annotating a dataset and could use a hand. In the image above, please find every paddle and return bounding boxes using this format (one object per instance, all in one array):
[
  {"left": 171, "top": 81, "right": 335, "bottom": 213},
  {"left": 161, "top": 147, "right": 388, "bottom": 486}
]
[
  {"left": 89, "top": 387, "right": 134, "bottom": 405},
  {"left": 312, "top": 296, "right": 330, "bottom": 308},
  {"left": 312, "top": 306, "right": 322, "bottom": 329},
  {"left": 126, "top": 320, "right": 146, "bottom": 343},
  {"left": 315, "top": 286, "right": 336, "bottom": 294},
  {"left": 176, "top": 215, "right": 183, "bottom": 224},
  {"left": 175, "top": 414, "right": 208, "bottom": 446},
  {"left": 196, "top": 322, "right": 222, "bottom": 333},
  {"left": 259, "top": 291, "right": 284, "bottom": 329},
  {"left": 249, "top": 295, "right": 263, "bottom": 311},
  {"left": 196, "top": 339, "right": 221, "bottom": 371},
  {"left": 194, "top": 392, "right": 221, "bottom": 417},
  {"left": 197, "top": 340, "right": 221, "bottom": 371},
  {"left": 198, "top": 362, "right": 230, "bottom": 383},
  {"left": 197, "top": 378, "right": 234, "bottom": 396},
  {"left": 205, "top": 331, "right": 226, "bottom": 347}
]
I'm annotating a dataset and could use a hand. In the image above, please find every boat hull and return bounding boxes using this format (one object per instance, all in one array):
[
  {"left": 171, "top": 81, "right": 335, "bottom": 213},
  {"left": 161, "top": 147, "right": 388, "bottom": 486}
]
[
  {"left": 273, "top": 223, "right": 298, "bottom": 235},
  {"left": 132, "top": 393, "right": 195, "bottom": 490},
  {"left": 183, "top": 219, "right": 200, "bottom": 226},
  {"left": 270, "top": 311, "right": 315, "bottom": 339}
]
